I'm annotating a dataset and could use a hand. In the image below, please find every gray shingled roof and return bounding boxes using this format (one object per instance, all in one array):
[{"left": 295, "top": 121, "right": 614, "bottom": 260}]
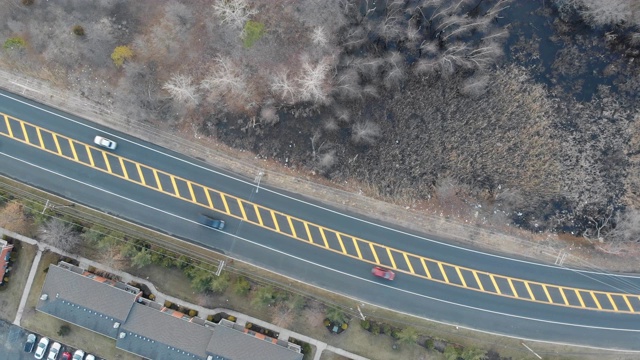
[
  {"left": 37, "top": 298, "right": 122, "bottom": 338},
  {"left": 207, "top": 325, "right": 303, "bottom": 360},
  {"left": 118, "top": 303, "right": 213, "bottom": 359},
  {"left": 38, "top": 264, "right": 139, "bottom": 322}
]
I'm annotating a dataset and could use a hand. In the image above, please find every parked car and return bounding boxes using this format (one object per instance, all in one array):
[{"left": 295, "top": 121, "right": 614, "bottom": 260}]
[
  {"left": 47, "top": 342, "right": 61, "bottom": 360},
  {"left": 24, "top": 333, "right": 37, "bottom": 353},
  {"left": 84, "top": 355, "right": 95, "bottom": 360},
  {"left": 371, "top": 266, "right": 395, "bottom": 280},
  {"left": 34, "top": 337, "right": 49, "bottom": 359},
  {"left": 198, "top": 214, "right": 225, "bottom": 230},
  {"left": 60, "top": 352, "right": 71, "bottom": 360},
  {"left": 93, "top": 135, "right": 117, "bottom": 150},
  {"left": 72, "top": 350, "right": 85, "bottom": 360}
]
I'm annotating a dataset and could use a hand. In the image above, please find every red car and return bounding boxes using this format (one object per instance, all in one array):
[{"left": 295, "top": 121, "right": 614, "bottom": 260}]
[
  {"left": 372, "top": 266, "right": 395, "bottom": 280},
  {"left": 61, "top": 351, "right": 72, "bottom": 360}
]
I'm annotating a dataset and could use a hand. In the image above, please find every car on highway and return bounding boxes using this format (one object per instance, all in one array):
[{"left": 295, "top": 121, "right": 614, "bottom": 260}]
[
  {"left": 61, "top": 351, "right": 71, "bottom": 360},
  {"left": 198, "top": 214, "right": 225, "bottom": 230},
  {"left": 24, "top": 333, "right": 37, "bottom": 353},
  {"left": 93, "top": 135, "right": 117, "bottom": 150},
  {"left": 371, "top": 266, "right": 395, "bottom": 280},
  {"left": 47, "top": 341, "right": 61, "bottom": 360},
  {"left": 72, "top": 350, "right": 84, "bottom": 360},
  {"left": 34, "top": 337, "right": 49, "bottom": 359}
]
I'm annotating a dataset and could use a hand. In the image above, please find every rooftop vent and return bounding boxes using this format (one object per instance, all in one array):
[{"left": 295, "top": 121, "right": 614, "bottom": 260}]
[
  {"left": 119, "top": 332, "right": 126, "bottom": 339},
  {"left": 40, "top": 294, "right": 48, "bottom": 301},
  {"left": 113, "top": 322, "right": 120, "bottom": 329}
]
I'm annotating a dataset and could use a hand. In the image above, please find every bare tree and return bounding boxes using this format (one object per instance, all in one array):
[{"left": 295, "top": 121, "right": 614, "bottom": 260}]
[
  {"left": 39, "top": 218, "right": 80, "bottom": 252},
  {"left": 213, "top": 0, "right": 258, "bottom": 33},
  {"left": 351, "top": 121, "right": 381, "bottom": 144},
  {"left": 270, "top": 70, "right": 296, "bottom": 103},
  {"left": 259, "top": 104, "right": 279, "bottom": 125},
  {"left": 163, "top": 74, "right": 199, "bottom": 105},
  {"left": 461, "top": 74, "right": 490, "bottom": 98},
  {"left": 297, "top": 57, "right": 332, "bottom": 103},
  {"left": 579, "top": 0, "right": 633, "bottom": 27},
  {"left": 311, "top": 26, "right": 329, "bottom": 47},
  {"left": 201, "top": 56, "right": 248, "bottom": 98}
]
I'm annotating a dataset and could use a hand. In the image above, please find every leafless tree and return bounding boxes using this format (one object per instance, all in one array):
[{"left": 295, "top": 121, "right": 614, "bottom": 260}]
[
  {"left": 270, "top": 69, "right": 297, "bottom": 103},
  {"left": 259, "top": 104, "right": 279, "bottom": 125},
  {"left": 212, "top": 0, "right": 258, "bottom": 32},
  {"left": 579, "top": 0, "right": 633, "bottom": 27},
  {"left": 163, "top": 74, "right": 199, "bottom": 105},
  {"left": 201, "top": 56, "right": 247, "bottom": 98},
  {"left": 39, "top": 218, "right": 80, "bottom": 252},
  {"left": 461, "top": 73, "right": 490, "bottom": 97},
  {"left": 297, "top": 57, "right": 332, "bottom": 103},
  {"left": 333, "top": 68, "right": 362, "bottom": 99},
  {"left": 352, "top": 121, "right": 381, "bottom": 144},
  {"left": 383, "top": 51, "right": 406, "bottom": 89},
  {"left": 311, "top": 26, "right": 329, "bottom": 47},
  {"left": 607, "top": 208, "right": 640, "bottom": 243}
]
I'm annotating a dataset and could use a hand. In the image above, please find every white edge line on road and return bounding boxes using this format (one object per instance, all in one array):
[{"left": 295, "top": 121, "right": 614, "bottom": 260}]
[
  {"left": 3, "top": 151, "right": 640, "bottom": 344},
  {"left": 1, "top": 91, "right": 638, "bottom": 280}
]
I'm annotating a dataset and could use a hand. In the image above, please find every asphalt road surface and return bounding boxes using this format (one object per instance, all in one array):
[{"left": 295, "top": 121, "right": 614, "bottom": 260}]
[{"left": 1, "top": 89, "right": 640, "bottom": 351}]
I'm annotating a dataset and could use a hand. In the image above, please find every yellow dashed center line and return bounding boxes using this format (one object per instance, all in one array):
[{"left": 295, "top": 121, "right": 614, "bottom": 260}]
[
  {"left": 438, "top": 262, "right": 449, "bottom": 283},
  {"left": 270, "top": 211, "right": 280, "bottom": 232},
  {"left": 353, "top": 238, "right": 362, "bottom": 259},
  {"left": 336, "top": 234, "right": 346, "bottom": 254},
  {"left": 403, "top": 252, "right": 415, "bottom": 274},
  {"left": 153, "top": 170, "right": 163, "bottom": 192},
  {"left": 386, "top": 248, "right": 397, "bottom": 269},
  {"left": 237, "top": 199, "right": 248, "bottom": 220},
  {"left": 287, "top": 216, "right": 296, "bottom": 237},
  {"left": 420, "top": 258, "right": 431, "bottom": 279},
  {"left": 455, "top": 267, "right": 467, "bottom": 287},
  {"left": 369, "top": 243, "right": 380, "bottom": 264},
  {"left": 607, "top": 293, "right": 618, "bottom": 311},
  {"left": 254, "top": 205, "right": 263, "bottom": 226},
  {"left": 472, "top": 271, "right": 484, "bottom": 291}
]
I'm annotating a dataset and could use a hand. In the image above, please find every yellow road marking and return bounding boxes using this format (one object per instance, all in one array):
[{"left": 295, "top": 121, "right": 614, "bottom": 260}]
[
  {"left": 524, "top": 281, "right": 535, "bottom": 300},
  {"left": 437, "top": 262, "right": 449, "bottom": 283},
  {"left": 221, "top": 194, "right": 230, "bottom": 213},
  {"left": 36, "top": 128, "right": 44, "bottom": 148},
  {"left": 85, "top": 145, "right": 95, "bottom": 167},
  {"left": 237, "top": 199, "right": 248, "bottom": 220},
  {"left": 403, "top": 253, "right": 415, "bottom": 274},
  {"left": 304, "top": 222, "right": 313, "bottom": 243},
  {"left": 3, "top": 113, "right": 640, "bottom": 315},
  {"left": 119, "top": 158, "right": 129, "bottom": 178},
  {"left": 386, "top": 248, "right": 397, "bottom": 269},
  {"left": 20, "top": 121, "right": 29, "bottom": 143},
  {"left": 508, "top": 278, "right": 518, "bottom": 297},
  {"left": 4, "top": 115, "right": 12, "bottom": 137},
  {"left": 623, "top": 295, "right": 634, "bottom": 312},
  {"left": 169, "top": 175, "right": 179, "bottom": 196},
  {"left": 153, "top": 170, "right": 163, "bottom": 191},
  {"left": 420, "top": 258, "right": 431, "bottom": 279},
  {"left": 542, "top": 285, "right": 552, "bottom": 303},
  {"left": 472, "top": 271, "right": 484, "bottom": 291},
  {"left": 336, "top": 234, "right": 346, "bottom": 254},
  {"left": 187, "top": 182, "right": 197, "bottom": 202},
  {"left": 319, "top": 228, "right": 329, "bottom": 248},
  {"left": 69, "top": 140, "right": 79, "bottom": 161},
  {"left": 607, "top": 293, "right": 618, "bottom": 311},
  {"left": 369, "top": 243, "right": 380, "bottom": 264},
  {"left": 254, "top": 205, "right": 263, "bottom": 226},
  {"left": 559, "top": 287, "right": 569, "bottom": 305},
  {"left": 287, "top": 217, "right": 297, "bottom": 237},
  {"left": 136, "top": 163, "right": 146, "bottom": 185},
  {"left": 204, "top": 188, "right": 213, "bottom": 208},
  {"left": 575, "top": 290, "right": 586, "bottom": 307},
  {"left": 353, "top": 238, "right": 362, "bottom": 259},
  {"left": 490, "top": 275, "right": 501, "bottom": 294},
  {"left": 591, "top": 292, "right": 602, "bottom": 310},
  {"left": 102, "top": 152, "right": 111, "bottom": 173},
  {"left": 455, "top": 267, "right": 467, "bottom": 287},
  {"left": 270, "top": 211, "right": 280, "bottom": 231}
]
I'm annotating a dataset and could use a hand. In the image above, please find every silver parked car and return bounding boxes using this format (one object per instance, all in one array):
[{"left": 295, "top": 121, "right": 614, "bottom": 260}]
[
  {"left": 94, "top": 135, "right": 117, "bottom": 150},
  {"left": 34, "top": 337, "right": 49, "bottom": 359}
]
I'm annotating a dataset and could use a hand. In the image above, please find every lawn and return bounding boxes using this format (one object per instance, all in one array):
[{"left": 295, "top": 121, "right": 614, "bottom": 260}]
[{"left": 0, "top": 240, "right": 37, "bottom": 322}]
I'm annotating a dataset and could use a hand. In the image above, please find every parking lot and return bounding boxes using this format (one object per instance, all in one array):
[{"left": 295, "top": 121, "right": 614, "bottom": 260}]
[{"left": 0, "top": 320, "right": 100, "bottom": 360}]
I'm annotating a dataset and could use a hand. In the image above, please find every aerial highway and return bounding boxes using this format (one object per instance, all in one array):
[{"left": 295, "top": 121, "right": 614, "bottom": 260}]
[{"left": 1, "top": 88, "right": 640, "bottom": 351}]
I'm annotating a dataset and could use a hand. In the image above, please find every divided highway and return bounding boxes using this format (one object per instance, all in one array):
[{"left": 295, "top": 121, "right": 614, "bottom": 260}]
[{"left": 1, "top": 89, "right": 640, "bottom": 351}]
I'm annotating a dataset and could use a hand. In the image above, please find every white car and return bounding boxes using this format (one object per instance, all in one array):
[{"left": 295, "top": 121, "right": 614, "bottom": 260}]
[
  {"left": 72, "top": 350, "right": 85, "bottom": 360},
  {"left": 85, "top": 355, "right": 95, "bottom": 360},
  {"left": 47, "top": 342, "right": 61, "bottom": 360},
  {"left": 94, "top": 135, "right": 117, "bottom": 150},
  {"left": 34, "top": 337, "right": 49, "bottom": 359}
]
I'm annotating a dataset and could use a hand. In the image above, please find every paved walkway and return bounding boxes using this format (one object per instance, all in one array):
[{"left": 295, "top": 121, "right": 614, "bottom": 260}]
[{"left": 1, "top": 227, "right": 368, "bottom": 360}]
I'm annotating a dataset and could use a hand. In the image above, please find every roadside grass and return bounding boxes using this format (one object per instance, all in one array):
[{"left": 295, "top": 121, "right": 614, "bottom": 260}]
[
  {"left": 319, "top": 352, "right": 350, "bottom": 360},
  {"left": 0, "top": 241, "right": 37, "bottom": 322},
  {"left": 20, "top": 251, "right": 138, "bottom": 360}
]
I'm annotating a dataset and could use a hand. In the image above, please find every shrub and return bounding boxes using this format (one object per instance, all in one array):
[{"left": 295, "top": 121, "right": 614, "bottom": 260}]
[
  {"left": 382, "top": 324, "right": 391, "bottom": 335},
  {"left": 72, "top": 25, "right": 85, "bottom": 36},
  {"left": 371, "top": 322, "right": 380, "bottom": 335},
  {"left": 207, "top": 315, "right": 215, "bottom": 322},
  {"left": 424, "top": 338, "right": 435, "bottom": 350},
  {"left": 164, "top": 300, "right": 173, "bottom": 308},
  {"left": 323, "top": 319, "right": 330, "bottom": 327},
  {"left": 227, "top": 315, "right": 236, "bottom": 322},
  {"left": 2, "top": 37, "right": 27, "bottom": 50},
  {"left": 341, "top": 322, "right": 348, "bottom": 330},
  {"left": 234, "top": 276, "right": 251, "bottom": 296},
  {"left": 21, "top": 0, "right": 34, "bottom": 6},
  {"left": 148, "top": 294, "right": 156, "bottom": 301},
  {"left": 111, "top": 45, "right": 134, "bottom": 67},
  {"left": 57, "top": 325, "right": 71, "bottom": 337},
  {"left": 246, "top": 322, "right": 252, "bottom": 329},
  {"left": 360, "top": 320, "right": 370, "bottom": 330},
  {"left": 301, "top": 343, "right": 312, "bottom": 354},
  {"left": 242, "top": 20, "right": 264, "bottom": 48},
  {"left": 188, "top": 309, "right": 197, "bottom": 317}
]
